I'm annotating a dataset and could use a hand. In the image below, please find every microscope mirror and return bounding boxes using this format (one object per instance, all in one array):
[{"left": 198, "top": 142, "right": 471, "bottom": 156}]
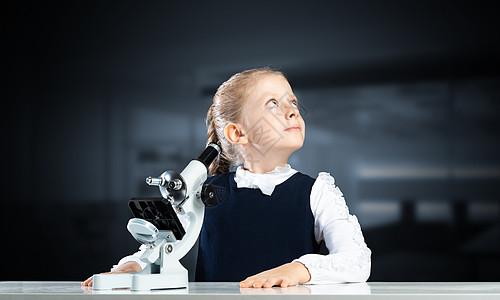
[{"left": 127, "top": 218, "right": 159, "bottom": 245}]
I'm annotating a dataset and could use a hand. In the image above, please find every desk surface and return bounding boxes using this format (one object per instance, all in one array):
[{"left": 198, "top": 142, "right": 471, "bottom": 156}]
[{"left": 1, "top": 282, "right": 500, "bottom": 299}]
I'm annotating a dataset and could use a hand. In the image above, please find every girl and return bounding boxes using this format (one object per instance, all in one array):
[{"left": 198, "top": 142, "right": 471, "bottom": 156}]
[{"left": 82, "top": 68, "right": 371, "bottom": 288}]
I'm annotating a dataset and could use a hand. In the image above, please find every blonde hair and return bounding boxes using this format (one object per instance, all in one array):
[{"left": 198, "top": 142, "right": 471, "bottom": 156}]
[{"left": 206, "top": 67, "right": 286, "bottom": 175}]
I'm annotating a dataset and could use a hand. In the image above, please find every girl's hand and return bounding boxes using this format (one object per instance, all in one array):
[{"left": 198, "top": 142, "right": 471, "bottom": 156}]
[
  {"left": 81, "top": 261, "right": 142, "bottom": 287},
  {"left": 240, "top": 262, "right": 311, "bottom": 288}
]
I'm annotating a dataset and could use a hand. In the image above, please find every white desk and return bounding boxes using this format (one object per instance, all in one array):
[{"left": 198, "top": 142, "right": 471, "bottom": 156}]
[{"left": 1, "top": 282, "right": 500, "bottom": 299}]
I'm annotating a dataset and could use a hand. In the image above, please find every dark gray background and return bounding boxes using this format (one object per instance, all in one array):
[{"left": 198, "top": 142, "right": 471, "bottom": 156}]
[{"left": 2, "top": 0, "right": 500, "bottom": 282}]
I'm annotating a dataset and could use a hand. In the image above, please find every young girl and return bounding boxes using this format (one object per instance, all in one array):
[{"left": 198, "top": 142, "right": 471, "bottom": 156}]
[{"left": 82, "top": 68, "right": 371, "bottom": 288}]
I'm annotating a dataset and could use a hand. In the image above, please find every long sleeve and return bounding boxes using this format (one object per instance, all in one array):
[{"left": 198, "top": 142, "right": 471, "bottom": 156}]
[
  {"left": 110, "top": 245, "right": 148, "bottom": 271},
  {"left": 294, "top": 172, "right": 371, "bottom": 284}
]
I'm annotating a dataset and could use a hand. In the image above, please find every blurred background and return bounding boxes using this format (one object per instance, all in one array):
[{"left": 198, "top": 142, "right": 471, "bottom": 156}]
[{"left": 2, "top": 0, "right": 499, "bottom": 282}]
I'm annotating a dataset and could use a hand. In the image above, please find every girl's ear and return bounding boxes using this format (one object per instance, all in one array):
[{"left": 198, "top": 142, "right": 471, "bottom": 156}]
[{"left": 224, "top": 123, "right": 248, "bottom": 145}]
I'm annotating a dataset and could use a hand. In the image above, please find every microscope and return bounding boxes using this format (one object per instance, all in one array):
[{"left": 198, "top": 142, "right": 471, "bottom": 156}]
[{"left": 92, "top": 143, "right": 221, "bottom": 291}]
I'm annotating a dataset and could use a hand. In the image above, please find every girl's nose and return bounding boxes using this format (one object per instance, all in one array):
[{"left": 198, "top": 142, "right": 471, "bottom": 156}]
[{"left": 284, "top": 104, "right": 299, "bottom": 120}]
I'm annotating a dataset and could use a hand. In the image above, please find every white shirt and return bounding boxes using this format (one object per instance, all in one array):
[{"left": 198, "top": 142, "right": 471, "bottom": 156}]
[{"left": 113, "top": 165, "right": 371, "bottom": 284}]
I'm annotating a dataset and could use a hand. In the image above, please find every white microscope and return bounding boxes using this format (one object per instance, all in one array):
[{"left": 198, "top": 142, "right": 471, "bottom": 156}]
[{"left": 93, "top": 143, "right": 222, "bottom": 291}]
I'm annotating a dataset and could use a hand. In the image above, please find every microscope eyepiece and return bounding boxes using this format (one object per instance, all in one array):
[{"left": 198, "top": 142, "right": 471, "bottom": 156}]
[{"left": 196, "top": 143, "right": 221, "bottom": 168}]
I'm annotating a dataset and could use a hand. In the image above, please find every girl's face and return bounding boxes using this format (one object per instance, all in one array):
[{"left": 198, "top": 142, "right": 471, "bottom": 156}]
[{"left": 240, "top": 74, "right": 305, "bottom": 158}]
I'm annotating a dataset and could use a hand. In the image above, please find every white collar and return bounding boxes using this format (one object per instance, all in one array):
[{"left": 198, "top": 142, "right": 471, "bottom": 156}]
[{"left": 234, "top": 164, "right": 297, "bottom": 196}]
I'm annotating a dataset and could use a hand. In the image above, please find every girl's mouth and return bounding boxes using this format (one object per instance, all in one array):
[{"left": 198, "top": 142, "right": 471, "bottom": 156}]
[{"left": 285, "top": 126, "right": 301, "bottom": 132}]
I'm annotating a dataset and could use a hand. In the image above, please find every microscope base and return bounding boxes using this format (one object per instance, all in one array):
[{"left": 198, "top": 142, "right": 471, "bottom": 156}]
[
  {"left": 93, "top": 272, "right": 188, "bottom": 291},
  {"left": 131, "top": 272, "right": 188, "bottom": 291},
  {"left": 92, "top": 273, "right": 133, "bottom": 290},
  {"left": 93, "top": 260, "right": 188, "bottom": 291}
]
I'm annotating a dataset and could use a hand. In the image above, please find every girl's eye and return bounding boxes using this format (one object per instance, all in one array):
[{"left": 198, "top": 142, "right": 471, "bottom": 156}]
[{"left": 266, "top": 99, "right": 278, "bottom": 108}]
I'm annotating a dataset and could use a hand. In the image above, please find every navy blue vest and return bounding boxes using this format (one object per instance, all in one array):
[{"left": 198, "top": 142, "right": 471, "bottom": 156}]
[{"left": 195, "top": 171, "right": 319, "bottom": 282}]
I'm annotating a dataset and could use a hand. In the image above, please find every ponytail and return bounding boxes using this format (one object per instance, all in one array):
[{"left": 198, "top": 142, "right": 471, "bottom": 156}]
[{"left": 206, "top": 104, "right": 230, "bottom": 175}]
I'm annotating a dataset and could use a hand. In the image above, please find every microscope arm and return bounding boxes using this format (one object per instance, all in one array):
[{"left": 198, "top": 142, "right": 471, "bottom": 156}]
[{"left": 139, "top": 159, "right": 207, "bottom": 263}]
